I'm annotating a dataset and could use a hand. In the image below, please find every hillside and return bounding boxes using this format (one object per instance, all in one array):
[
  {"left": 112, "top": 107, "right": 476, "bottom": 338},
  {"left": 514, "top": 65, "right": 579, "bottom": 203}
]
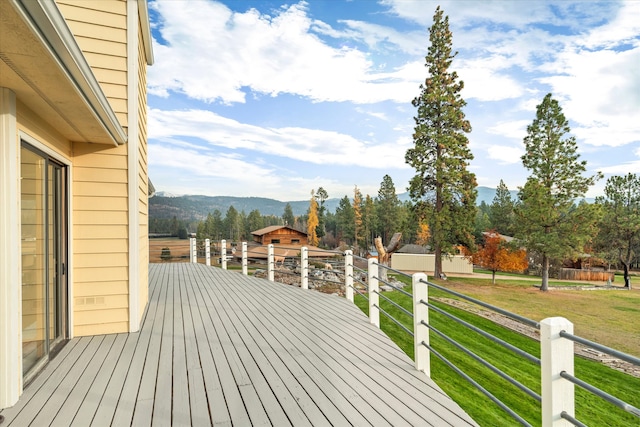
[{"left": 149, "top": 186, "right": 517, "bottom": 220}]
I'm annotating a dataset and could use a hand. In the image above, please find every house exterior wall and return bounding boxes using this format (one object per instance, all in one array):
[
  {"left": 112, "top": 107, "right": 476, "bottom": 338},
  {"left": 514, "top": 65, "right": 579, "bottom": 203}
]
[
  {"left": 391, "top": 254, "right": 473, "bottom": 275},
  {"left": 56, "top": 0, "right": 128, "bottom": 125},
  {"left": 56, "top": 0, "right": 132, "bottom": 336},
  {"left": 136, "top": 11, "right": 149, "bottom": 320},
  {"left": 258, "top": 229, "right": 309, "bottom": 246},
  {"left": 1, "top": 0, "right": 152, "bottom": 407}
]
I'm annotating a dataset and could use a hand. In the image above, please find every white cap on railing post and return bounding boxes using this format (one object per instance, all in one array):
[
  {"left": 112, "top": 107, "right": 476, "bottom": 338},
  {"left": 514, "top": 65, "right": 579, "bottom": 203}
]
[
  {"left": 413, "top": 273, "right": 430, "bottom": 377},
  {"left": 301, "top": 247, "right": 309, "bottom": 289},
  {"left": 190, "top": 238, "right": 196, "bottom": 263},
  {"left": 205, "top": 239, "right": 211, "bottom": 266},
  {"left": 221, "top": 239, "right": 227, "bottom": 270},
  {"left": 268, "top": 244, "right": 275, "bottom": 282},
  {"left": 541, "top": 317, "right": 574, "bottom": 427},
  {"left": 368, "top": 258, "right": 379, "bottom": 328},
  {"left": 344, "top": 250, "right": 353, "bottom": 302},
  {"left": 242, "top": 242, "right": 248, "bottom": 275}
]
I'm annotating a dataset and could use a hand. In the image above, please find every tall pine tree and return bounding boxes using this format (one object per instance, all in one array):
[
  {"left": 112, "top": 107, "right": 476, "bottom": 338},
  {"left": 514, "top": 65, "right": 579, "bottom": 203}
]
[
  {"left": 595, "top": 173, "right": 640, "bottom": 289},
  {"left": 405, "top": 6, "right": 476, "bottom": 279},
  {"left": 376, "top": 175, "right": 401, "bottom": 244},
  {"left": 489, "top": 179, "right": 515, "bottom": 235},
  {"left": 516, "top": 93, "right": 601, "bottom": 291}
]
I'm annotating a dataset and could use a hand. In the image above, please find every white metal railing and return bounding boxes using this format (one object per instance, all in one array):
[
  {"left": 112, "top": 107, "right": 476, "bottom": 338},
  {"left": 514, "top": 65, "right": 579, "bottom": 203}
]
[{"left": 155, "top": 239, "right": 640, "bottom": 426}]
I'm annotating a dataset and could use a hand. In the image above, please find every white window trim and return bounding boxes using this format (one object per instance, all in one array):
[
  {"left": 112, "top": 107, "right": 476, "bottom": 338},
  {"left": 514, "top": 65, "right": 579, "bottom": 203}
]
[
  {"left": 0, "top": 88, "right": 20, "bottom": 408},
  {"left": 19, "top": 131, "right": 74, "bottom": 342}
]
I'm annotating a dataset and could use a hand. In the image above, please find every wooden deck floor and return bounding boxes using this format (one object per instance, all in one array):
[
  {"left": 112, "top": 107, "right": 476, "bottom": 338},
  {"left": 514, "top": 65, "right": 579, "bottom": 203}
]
[{"left": 1, "top": 263, "right": 478, "bottom": 426}]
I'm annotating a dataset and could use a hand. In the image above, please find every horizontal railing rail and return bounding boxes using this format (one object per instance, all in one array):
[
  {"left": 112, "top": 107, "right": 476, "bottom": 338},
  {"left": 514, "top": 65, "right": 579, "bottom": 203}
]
[{"left": 158, "top": 239, "right": 639, "bottom": 426}]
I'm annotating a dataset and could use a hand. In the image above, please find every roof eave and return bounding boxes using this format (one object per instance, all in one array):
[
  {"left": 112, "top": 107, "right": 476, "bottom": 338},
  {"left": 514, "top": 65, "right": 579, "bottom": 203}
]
[{"left": 11, "top": 0, "right": 127, "bottom": 146}]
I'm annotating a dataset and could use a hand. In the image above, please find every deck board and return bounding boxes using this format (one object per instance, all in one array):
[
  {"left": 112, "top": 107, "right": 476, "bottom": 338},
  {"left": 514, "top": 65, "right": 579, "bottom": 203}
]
[{"left": 1, "top": 263, "right": 478, "bottom": 426}]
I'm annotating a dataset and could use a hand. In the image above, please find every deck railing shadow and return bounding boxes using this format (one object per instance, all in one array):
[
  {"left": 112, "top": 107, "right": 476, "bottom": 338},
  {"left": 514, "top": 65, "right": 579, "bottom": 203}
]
[{"left": 153, "top": 239, "right": 640, "bottom": 427}]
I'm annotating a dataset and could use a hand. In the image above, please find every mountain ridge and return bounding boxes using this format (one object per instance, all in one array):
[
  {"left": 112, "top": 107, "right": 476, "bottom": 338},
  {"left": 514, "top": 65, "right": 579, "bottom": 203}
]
[{"left": 149, "top": 186, "right": 519, "bottom": 220}]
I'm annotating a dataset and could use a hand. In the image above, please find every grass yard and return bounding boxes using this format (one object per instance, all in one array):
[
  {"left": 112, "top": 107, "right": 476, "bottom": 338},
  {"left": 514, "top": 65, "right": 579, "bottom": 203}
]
[
  {"left": 354, "top": 274, "right": 640, "bottom": 426},
  {"left": 439, "top": 275, "right": 640, "bottom": 356}
]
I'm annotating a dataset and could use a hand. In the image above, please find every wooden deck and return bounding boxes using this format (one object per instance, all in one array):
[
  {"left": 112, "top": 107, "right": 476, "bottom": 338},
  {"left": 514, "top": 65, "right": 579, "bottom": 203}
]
[{"left": 1, "top": 263, "right": 478, "bottom": 426}]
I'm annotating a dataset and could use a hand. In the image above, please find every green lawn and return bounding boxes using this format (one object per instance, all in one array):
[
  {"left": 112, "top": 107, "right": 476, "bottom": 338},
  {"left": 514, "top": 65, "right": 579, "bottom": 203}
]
[{"left": 354, "top": 275, "right": 640, "bottom": 426}]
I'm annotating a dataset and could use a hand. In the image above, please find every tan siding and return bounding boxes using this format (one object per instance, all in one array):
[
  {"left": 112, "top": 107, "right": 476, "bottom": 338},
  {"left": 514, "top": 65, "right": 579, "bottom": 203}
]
[
  {"left": 74, "top": 239, "right": 128, "bottom": 254},
  {"left": 74, "top": 266, "right": 128, "bottom": 283},
  {"left": 74, "top": 36, "right": 127, "bottom": 57},
  {"left": 74, "top": 143, "right": 128, "bottom": 167},
  {"left": 74, "top": 196, "right": 128, "bottom": 211},
  {"left": 99, "top": 82, "right": 128, "bottom": 99},
  {"left": 72, "top": 138, "right": 129, "bottom": 334},
  {"left": 16, "top": 101, "right": 72, "bottom": 158},
  {"left": 56, "top": 0, "right": 128, "bottom": 128},
  {"left": 74, "top": 308, "right": 128, "bottom": 326},
  {"left": 74, "top": 281, "right": 128, "bottom": 297},
  {"left": 74, "top": 182, "right": 128, "bottom": 197},
  {"left": 74, "top": 166, "right": 128, "bottom": 183},
  {"left": 137, "top": 20, "right": 149, "bottom": 319},
  {"left": 74, "top": 210, "right": 128, "bottom": 225},
  {"left": 60, "top": 0, "right": 126, "bottom": 15},
  {"left": 67, "top": 21, "right": 127, "bottom": 42},
  {"left": 75, "top": 224, "right": 128, "bottom": 238},
  {"left": 91, "top": 68, "right": 127, "bottom": 86},
  {"left": 74, "top": 322, "right": 128, "bottom": 337}
]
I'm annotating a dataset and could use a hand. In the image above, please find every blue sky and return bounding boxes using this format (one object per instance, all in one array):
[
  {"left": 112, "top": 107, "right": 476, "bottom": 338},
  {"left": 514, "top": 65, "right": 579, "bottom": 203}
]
[{"left": 147, "top": 0, "right": 640, "bottom": 201}]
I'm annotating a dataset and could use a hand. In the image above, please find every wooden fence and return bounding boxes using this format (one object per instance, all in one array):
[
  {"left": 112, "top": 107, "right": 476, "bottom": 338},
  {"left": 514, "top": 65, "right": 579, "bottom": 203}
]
[{"left": 558, "top": 268, "right": 614, "bottom": 282}]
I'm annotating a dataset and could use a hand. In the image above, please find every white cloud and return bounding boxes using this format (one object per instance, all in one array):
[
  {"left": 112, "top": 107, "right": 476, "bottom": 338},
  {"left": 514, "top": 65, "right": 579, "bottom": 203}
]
[
  {"left": 148, "top": 0, "right": 423, "bottom": 104},
  {"left": 487, "top": 120, "right": 529, "bottom": 140},
  {"left": 149, "top": 108, "right": 411, "bottom": 169},
  {"left": 486, "top": 145, "right": 523, "bottom": 164},
  {"left": 540, "top": 46, "right": 640, "bottom": 147}
]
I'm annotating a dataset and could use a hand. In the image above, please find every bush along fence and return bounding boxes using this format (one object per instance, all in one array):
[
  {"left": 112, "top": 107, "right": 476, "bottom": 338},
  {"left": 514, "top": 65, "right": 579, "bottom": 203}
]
[{"left": 178, "top": 239, "right": 639, "bottom": 427}]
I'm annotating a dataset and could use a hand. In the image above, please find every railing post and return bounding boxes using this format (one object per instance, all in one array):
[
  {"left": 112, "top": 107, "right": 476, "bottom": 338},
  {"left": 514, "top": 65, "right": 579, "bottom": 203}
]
[
  {"left": 221, "top": 239, "right": 227, "bottom": 270},
  {"left": 205, "top": 238, "right": 211, "bottom": 266},
  {"left": 190, "top": 237, "right": 197, "bottom": 263},
  {"left": 242, "top": 242, "right": 248, "bottom": 275},
  {"left": 413, "top": 273, "right": 430, "bottom": 377},
  {"left": 268, "top": 244, "right": 275, "bottom": 282},
  {"left": 301, "top": 247, "right": 309, "bottom": 289},
  {"left": 368, "top": 258, "right": 379, "bottom": 328},
  {"left": 344, "top": 250, "right": 353, "bottom": 302},
  {"left": 541, "top": 317, "right": 574, "bottom": 427}
]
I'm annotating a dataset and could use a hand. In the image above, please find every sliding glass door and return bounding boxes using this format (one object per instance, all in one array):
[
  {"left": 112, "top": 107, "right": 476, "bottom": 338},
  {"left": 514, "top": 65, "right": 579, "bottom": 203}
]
[{"left": 21, "top": 143, "right": 67, "bottom": 381}]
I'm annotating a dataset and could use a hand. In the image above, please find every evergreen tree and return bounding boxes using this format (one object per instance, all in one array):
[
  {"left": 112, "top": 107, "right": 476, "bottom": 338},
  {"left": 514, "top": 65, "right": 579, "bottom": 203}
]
[
  {"left": 516, "top": 93, "right": 602, "bottom": 291},
  {"left": 246, "top": 209, "right": 264, "bottom": 234},
  {"left": 315, "top": 187, "right": 328, "bottom": 239},
  {"left": 474, "top": 209, "right": 491, "bottom": 244},
  {"left": 282, "top": 203, "right": 295, "bottom": 227},
  {"left": 595, "top": 173, "right": 640, "bottom": 289},
  {"left": 335, "top": 196, "right": 355, "bottom": 244},
  {"left": 376, "top": 175, "right": 401, "bottom": 244},
  {"left": 489, "top": 180, "right": 515, "bottom": 235},
  {"left": 405, "top": 6, "right": 477, "bottom": 278},
  {"left": 170, "top": 215, "right": 180, "bottom": 237},
  {"left": 353, "top": 186, "right": 363, "bottom": 251},
  {"left": 224, "top": 206, "right": 241, "bottom": 241},
  {"left": 307, "top": 190, "right": 319, "bottom": 246}
]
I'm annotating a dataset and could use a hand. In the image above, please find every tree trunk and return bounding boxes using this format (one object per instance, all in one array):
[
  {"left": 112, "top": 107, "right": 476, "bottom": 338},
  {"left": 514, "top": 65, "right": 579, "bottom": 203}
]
[
  {"left": 434, "top": 244, "right": 442, "bottom": 280},
  {"left": 622, "top": 262, "right": 631, "bottom": 289},
  {"left": 492, "top": 270, "right": 496, "bottom": 285},
  {"left": 541, "top": 254, "right": 549, "bottom": 291},
  {"left": 622, "top": 246, "right": 632, "bottom": 289}
]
